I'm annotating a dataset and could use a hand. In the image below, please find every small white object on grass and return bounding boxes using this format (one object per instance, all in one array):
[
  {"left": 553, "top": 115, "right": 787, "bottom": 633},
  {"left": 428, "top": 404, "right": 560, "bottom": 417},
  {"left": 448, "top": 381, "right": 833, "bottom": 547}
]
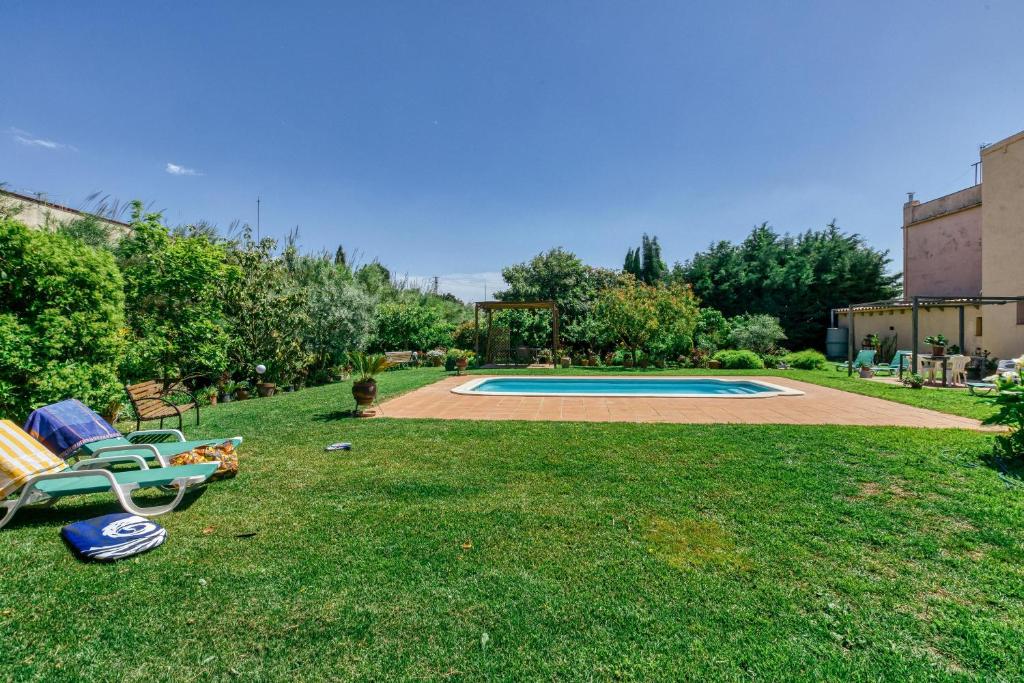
[{"left": 325, "top": 442, "right": 352, "bottom": 451}]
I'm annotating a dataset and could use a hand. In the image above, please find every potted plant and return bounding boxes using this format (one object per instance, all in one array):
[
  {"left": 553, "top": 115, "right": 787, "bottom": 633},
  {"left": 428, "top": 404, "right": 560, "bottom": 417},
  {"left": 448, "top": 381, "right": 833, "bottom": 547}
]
[
  {"left": 257, "top": 380, "right": 276, "bottom": 398},
  {"left": 560, "top": 355, "right": 571, "bottom": 369},
  {"left": 863, "top": 333, "right": 879, "bottom": 350},
  {"left": 623, "top": 351, "right": 635, "bottom": 368},
  {"left": 220, "top": 381, "right": 236, "bottom": 403},
  {"left": 348, "top": 351, "right": 389, "bottom": 413},
  {"left": 925, "top": 333, "right": 948, "bottom": 357},
  {"left": 859, "top": 364, "right": 874, "bottom": 378},
  {"left": 426, "top": 349, "right": 445, "bottom": 367},
  {"left": 234, "top": 381, "right": 251, "bottom": 400},
  {"left": 902, "top": 372, "right": 925, "bottom": 389},
  {"left": 447, "top": 349, "right": 473, "bottom": 375},
  {"left": 201, "top": 385, "right": 219, "bottom": 406}
]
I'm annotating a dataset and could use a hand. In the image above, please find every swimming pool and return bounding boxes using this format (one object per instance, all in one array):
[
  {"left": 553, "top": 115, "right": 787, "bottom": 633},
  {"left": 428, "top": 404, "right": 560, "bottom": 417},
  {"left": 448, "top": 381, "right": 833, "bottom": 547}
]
[{"left": 452, "top": 377, "right": 803, "bottom": 398}]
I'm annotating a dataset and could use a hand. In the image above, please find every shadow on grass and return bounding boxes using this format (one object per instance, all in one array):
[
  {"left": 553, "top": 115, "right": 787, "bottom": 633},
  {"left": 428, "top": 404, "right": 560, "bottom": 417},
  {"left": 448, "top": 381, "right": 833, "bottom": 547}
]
[
  {"left": 312, "top": 409, "right": 377, "bottom": 422},
  {"left": 4, "top": 487, "right": 210, "bottom": 531}
]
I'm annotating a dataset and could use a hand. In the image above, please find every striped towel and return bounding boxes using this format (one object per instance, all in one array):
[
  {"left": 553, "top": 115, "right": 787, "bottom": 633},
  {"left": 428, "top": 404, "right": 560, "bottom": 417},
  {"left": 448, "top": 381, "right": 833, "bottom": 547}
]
[
  {"left": 24, "top": 399, "right": 121, "bottom": 460},
  {"left": 0, "top": 419, "right": 67, "bottom": 498},
  {"left": 61, "top": 513, "right": 166, "bottom": 561}
]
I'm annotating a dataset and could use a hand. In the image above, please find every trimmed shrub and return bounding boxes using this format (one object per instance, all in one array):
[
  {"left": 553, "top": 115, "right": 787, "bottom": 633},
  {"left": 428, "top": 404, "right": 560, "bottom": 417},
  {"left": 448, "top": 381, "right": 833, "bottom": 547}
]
[
  {"left": 0, "top": 218, "right": 125, "bottom": 419},
  {"left": 712, "top": 349, "right": 764, "bottom": 369},
  {"left": 784, "top": 349, "right": 828, "bottom": 370}
]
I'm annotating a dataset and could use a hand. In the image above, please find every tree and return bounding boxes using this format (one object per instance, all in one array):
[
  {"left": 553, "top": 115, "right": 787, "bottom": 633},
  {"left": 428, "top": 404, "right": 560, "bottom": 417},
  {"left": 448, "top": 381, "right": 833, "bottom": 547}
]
[
  {"left": 594, "top": 276, "right": 698, "bottom": 361},
  {"left": 0, "top": 218, "right": 125, "bottom": 419},
  {"left": 728, "top": 314, "right": 787, "bottom": 356},
  {"left": 116, "top": 202, "right": 237, "bottom": 382},
  {"left": 498, "top": 248, "right": 618, "bottom": 351},
  {"left": 622, "top": 234, "right": 667, "bottom": 285},
  {"left": 223, "top": 232, "right": 307, "bottom": 385},
  {"left": 675, "top": 222, "right": 900, "bottom": 349},
  {"left": 334, "top": 245, "right": 347, "bottom": 268}
]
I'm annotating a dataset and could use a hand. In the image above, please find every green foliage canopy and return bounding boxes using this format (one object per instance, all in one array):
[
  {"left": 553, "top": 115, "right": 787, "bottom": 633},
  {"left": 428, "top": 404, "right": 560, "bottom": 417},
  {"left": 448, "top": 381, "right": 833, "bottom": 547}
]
[
  {"left": 0, "top": 218, "right": 125, "bottom": 418},
  {"left": 676, "top": 222, "right": 901, "bottom": 349}
]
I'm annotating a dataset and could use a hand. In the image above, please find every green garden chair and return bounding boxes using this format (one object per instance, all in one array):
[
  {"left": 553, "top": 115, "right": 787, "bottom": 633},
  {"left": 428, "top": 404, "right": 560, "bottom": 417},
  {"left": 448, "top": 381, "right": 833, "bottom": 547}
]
[
  {"left": 835, "top": 349, "right": 876, "bottom": 372},
  {"left": 1, "top": 419, "right": 218, "bottom": 531},
  {"left": 872, "top": 350, "right": 912, "bottom": 376}
]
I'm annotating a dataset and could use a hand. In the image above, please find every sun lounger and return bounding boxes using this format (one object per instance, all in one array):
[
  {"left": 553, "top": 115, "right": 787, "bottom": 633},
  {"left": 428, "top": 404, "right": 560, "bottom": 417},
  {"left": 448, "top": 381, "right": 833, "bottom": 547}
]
[
  {"left": 1, "top": 420, "right": 217, "bottom": 530},
  {"left": 835, "top": 349, "right": 876, "bottom": 372}
]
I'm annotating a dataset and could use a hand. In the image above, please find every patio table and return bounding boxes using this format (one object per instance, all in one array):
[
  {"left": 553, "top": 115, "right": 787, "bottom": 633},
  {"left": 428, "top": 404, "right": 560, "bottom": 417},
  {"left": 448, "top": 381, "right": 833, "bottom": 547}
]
[{"left": 919, "top": 354, "right": 949, "bottom": 387}]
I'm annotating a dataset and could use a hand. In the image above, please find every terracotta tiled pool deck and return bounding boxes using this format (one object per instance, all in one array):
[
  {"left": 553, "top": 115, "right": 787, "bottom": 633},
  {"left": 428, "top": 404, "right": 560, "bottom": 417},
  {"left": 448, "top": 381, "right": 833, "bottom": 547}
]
[{"left": 377, "top": 375, "right": 990, "bottom": 429}]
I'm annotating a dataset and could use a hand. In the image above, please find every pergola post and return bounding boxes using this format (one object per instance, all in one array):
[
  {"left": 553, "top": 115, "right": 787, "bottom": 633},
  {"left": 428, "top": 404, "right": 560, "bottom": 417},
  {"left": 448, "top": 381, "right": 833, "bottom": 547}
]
[
  {"left": 552, "top": 303, "right": 560, "bottom": 362},
  {"left": 474, "top": 304, "right": 480, "bottom": 356},
  {"left": 958, "top": 305, "right": 965, "bottom": 353},
  {"left": 911, "top": 296, "right": 919, "bottom": 374},
  {"left": 847, "top": 304, "right": 855, "bottom": 377}
]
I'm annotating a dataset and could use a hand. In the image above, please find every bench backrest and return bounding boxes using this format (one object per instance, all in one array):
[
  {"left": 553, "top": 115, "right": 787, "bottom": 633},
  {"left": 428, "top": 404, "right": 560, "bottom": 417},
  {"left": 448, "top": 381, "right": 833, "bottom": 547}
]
[{"left": 385, "top": 351, "right": 414, "bottom": 363}]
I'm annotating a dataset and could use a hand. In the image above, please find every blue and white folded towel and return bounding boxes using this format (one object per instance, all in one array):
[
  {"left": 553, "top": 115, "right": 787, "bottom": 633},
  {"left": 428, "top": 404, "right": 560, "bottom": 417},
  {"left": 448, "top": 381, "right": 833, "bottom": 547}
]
[{"left": 61, "top": 513, "right": 166, "bottom": 561}]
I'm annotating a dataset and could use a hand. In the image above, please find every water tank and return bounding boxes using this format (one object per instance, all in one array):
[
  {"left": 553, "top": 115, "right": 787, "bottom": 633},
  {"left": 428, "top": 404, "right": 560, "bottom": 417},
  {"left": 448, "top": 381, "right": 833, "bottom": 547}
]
[{"left": 825, "top": 328, "right": 848, "bottom": 360}]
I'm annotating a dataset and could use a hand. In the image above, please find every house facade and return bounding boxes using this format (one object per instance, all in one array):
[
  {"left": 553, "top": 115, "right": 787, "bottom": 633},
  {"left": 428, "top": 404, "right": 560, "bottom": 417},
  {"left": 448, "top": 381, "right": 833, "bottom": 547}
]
[
  {"left": 0, "top": 189, "right": 130, "bottom": 236},
  {"left": 836, "top": 128, "right": 1024, "bottom": 361}
]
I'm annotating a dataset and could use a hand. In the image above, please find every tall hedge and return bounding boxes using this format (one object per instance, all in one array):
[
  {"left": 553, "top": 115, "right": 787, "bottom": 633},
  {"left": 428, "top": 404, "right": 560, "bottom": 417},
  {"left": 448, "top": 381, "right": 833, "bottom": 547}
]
[{"left": 0, "top": 218, "right": 125, "bottom": 419}]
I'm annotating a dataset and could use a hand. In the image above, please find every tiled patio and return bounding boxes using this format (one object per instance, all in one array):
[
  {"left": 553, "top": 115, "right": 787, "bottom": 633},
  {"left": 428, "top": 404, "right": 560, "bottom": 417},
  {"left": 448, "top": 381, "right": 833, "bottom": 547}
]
[{"left": 376, "top": 375, "right": 990, "bottom": 429}]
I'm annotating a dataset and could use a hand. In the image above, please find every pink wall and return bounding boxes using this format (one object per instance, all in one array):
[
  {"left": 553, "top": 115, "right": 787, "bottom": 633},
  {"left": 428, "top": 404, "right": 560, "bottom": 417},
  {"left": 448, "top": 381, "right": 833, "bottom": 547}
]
[{"left": 902, "top": 186, "right": 982, "bottom": 298}]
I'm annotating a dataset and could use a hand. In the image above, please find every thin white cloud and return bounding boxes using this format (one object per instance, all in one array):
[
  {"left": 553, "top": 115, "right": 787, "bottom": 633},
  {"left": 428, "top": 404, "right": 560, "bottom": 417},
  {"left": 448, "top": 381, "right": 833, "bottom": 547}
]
[
  {"left": 10, "top": 127, "right": 75, "bottom": 151},
  {"left": 165, "top": 162, "right": 202, "bottom": 176}
]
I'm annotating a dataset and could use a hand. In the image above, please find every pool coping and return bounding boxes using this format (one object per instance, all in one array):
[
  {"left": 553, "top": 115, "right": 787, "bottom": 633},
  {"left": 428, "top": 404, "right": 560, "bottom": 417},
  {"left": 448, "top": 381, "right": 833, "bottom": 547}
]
[{"left": 450, "top": 375, "right": 805, "bottom": 398}]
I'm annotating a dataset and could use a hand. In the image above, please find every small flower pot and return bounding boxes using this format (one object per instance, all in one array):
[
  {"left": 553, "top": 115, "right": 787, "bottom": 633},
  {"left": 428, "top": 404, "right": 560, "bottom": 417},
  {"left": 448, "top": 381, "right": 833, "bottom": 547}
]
[
  {"left": 623, "top": 357, "right": 634, "bottom": 368},
  {"left": 220, "top": 393, "right": 233, "bottom": 403},
  {"left": 235, "top": 389, "right": 250, "bottom": 401},
  {"left": 859, "top": 367, "right": 874, "bottom": 378},
  {"left": 707, "top": 359, "right": 721, "bottom": 369},
  {"left": 560, "top": 356, "right": 571, "bottom": 368},
  {"left": 931, "top": 345, "right": 945, "bottom": 357},
  {"left": 352, "top": 380, "right": 377, "bottom": 410},
  {"left": 257, "top": 382, "right": 276, "bottom": 398},
  {"left": 208, "top": 395, "right": 218, "bottom": 406}
]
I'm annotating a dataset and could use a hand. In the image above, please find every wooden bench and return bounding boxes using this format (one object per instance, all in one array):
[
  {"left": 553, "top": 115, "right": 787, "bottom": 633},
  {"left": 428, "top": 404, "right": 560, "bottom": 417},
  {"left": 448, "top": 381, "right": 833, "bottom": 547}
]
[
  {"left": 125, "top": 380, "right": 200, "bottom": 431},
  {"left": 384, "top": 351, "right": 415, "bottom": 368}
]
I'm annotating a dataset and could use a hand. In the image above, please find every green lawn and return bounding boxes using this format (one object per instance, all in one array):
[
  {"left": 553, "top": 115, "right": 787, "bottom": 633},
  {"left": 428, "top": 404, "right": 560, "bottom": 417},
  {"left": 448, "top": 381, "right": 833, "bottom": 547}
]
[{"left": 2, "top": 368, "right": 1022, "bottom": 680}]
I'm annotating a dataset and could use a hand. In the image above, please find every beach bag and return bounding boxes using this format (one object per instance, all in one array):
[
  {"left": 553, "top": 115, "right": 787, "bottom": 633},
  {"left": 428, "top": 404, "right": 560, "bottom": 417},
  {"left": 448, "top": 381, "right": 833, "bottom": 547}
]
[
  {"left": 169, "top": 440, "right": 239, "bottom": 479},
  {"left": 62, "top": 513, "right": 166, "bottom": 561}
]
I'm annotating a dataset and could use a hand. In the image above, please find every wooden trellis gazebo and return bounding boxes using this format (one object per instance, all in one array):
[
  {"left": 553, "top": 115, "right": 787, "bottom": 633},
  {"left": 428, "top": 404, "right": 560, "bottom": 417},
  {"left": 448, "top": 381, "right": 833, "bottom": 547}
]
[{"left": 474, "top": 300, "right": 559, "bottom": 364}]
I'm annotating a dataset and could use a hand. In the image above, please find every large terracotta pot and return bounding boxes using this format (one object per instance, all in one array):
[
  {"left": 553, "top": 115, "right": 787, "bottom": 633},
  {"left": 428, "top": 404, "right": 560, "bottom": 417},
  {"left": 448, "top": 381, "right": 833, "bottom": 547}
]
[
  {"left": 257, "top": 382, "right": 276, "bottom": 398},
  {"left": 352, "top": 380, "right": 377, "bottom": 409},
  {"left": 560, "top": 356, "right": 571, "bottom": 368},
  {"left": 455, "top": 358, "right": 468, "bottom": 374},
  {"left": 235, "top": 388, "right": 250, "bottom": 400}
]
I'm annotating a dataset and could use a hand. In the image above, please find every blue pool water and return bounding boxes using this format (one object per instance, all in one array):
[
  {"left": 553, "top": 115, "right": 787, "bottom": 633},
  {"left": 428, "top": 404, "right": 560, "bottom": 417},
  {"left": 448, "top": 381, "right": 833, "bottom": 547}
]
[{"left": 456, "top": 377, "right": 799, "bottom": 397}]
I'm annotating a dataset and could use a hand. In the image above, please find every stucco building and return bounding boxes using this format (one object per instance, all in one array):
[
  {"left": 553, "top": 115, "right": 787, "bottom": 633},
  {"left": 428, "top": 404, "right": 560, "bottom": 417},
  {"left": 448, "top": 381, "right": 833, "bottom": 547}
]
[
  {"left": 836, "top": 128, "right": 1024, "bottom": 361},
  {"left": 0, "top": 188, "right": 130, "bottom": 236}
]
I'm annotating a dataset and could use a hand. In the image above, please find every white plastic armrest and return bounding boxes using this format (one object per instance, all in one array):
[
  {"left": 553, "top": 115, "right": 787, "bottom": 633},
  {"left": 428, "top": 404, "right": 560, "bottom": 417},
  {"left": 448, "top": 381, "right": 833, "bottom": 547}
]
[
  {"left": 71, "top": 454, "right": 149, "bottom": 470},
  {"left": 125, "top": 429, "right": 186, "bottom": 442},
  {"left": 87, "top": 443, "right": 161, "bottom": 465}
]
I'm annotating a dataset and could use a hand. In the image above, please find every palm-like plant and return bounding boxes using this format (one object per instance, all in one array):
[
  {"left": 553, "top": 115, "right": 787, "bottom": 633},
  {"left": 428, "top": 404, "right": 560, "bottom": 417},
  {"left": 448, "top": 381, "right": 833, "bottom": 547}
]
[{"left": 347, "top": 352, "right": 390, "bottom": 383}]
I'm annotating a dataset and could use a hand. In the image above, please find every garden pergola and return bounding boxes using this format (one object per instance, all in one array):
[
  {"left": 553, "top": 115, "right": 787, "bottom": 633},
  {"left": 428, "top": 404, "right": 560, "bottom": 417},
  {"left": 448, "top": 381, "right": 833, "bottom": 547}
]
[
  {"left": 844, "top": 295, "right": 1024, "bottom": 376},
  {"left": 474, "top": 300, "right": 559, "bottom": 364}
]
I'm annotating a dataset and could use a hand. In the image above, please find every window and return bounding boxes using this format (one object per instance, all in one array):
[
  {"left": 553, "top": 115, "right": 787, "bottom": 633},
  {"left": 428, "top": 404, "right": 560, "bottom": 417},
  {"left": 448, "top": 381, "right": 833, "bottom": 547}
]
[
  {"left": 976, "top": 316, "right": 983, "bottom": 336},
  {"left": 1018, "top": 301, "right": 1024, "bottom": 325}
]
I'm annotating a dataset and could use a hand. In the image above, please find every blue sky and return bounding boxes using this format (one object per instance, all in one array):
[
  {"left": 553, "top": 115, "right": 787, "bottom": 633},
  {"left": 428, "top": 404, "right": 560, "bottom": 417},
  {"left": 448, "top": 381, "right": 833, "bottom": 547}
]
[{"left": 3, "top": 1, "right": 1023, "bottom": 302}]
